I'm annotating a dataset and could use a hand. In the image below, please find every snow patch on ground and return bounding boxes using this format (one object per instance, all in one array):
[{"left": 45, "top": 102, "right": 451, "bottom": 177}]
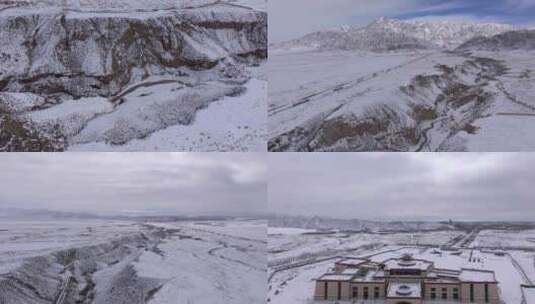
[
  {"left": 135, "top": 220, "right": 266, "bottom": 304},
  {"left": 69, "top": 78, "right": 266, "bottom": 151}
]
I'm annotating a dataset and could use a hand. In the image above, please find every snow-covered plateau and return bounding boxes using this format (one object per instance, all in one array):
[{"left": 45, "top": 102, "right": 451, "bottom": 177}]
[
  {"left": 268, "top": 221, "right": 535, "bottom": 304},
  {"left": 0, "top": 0, "right": 267, "bottom": 151},
  {"left": 269, "top": 17, "right": 535, "bottom": 152},
  {"left": 0, "top": 218, "right": 266, "bottom": 304}
]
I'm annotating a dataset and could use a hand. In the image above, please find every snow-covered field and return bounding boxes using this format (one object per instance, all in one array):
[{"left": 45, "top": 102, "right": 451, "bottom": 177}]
[
  {"left": 268, "top": 49, "right": 535, "bottom": 152},
  {"left": 0, "top": 219, "right": 267, "bottom": 304},
  {"left": 472, "top": 229, "right": 535, "bottom": 249},
  {"left": 509, "top": 250, "right": 535, "bottom": 284},
  {"left": 268, "top": 229, "right": 463, "bottom": 266},
  {"left": 268, "top": 227, "right": 317, "bottom": 235},
  {"left": 135, "top": 220, "right": 266, "bottom": 304},
  {"left": 268, "top": 227, "right": 535, "bottom": 304},
  {"left": 268, "top": 50, "right": 427, "bottom": 139}
]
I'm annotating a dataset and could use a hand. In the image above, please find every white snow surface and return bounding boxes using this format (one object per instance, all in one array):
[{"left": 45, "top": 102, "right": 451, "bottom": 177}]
[
  {"left": 0, "top": 219, "right": 141, "bottom": 275},
  {"left": 268, "top": 229, "right": 462, "bottom": 265},
  {"left": 135, "top": 220, "right": 266, "bottom": 304},
  {"left": 269, "top": 47, "right": 535, "bottom": 151},
  {"left": 69, "top": 77, "right": 267, "bottom": 151},
  {"left": 0, "top": 92, "right": 47, "bottom": 113},
  {"left": 0, "top": 218, "right": 267, "bottom": 304},
  {"left": 472, "top": 229, "right": 535, "bottom": 249},
  {"left": 268, "top": 227, "right": 317, "bottom": 235},
  {"left": 268, "top": 50, "right": 427, "bottom": 138},
  {"left": 0, "top": 0, "right": 267, "bottom": 151},
  {"left": 0, "top": 0, "right": 266, "bottom": 12}
]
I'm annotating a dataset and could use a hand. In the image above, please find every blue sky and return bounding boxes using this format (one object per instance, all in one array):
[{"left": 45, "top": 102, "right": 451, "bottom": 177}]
[
  {"left": 395, "top": 0, "right": 535, "bottom": 24},
  {"left": 270, "top": 0, "right": 535, "bottom": 43}
]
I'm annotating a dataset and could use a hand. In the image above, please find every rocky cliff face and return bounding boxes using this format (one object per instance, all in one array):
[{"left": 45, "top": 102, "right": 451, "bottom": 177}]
[
  {"left": 0, "top": 2, "right": 267, "bottom": 151},
  {"left": 0, "top": 4, "right": 266, "bottom": 98}
]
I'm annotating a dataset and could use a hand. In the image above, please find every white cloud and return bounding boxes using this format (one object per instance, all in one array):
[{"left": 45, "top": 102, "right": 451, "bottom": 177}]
[
  {"left": 0, "top": 153, "right": 267, "bottom": 216},
  {"left": 269, "top": 153, "right": 535, "bottom": 221}
]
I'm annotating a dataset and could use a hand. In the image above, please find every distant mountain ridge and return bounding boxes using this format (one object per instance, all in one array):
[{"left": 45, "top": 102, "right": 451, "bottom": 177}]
[
  {"left": 268, "top": 215, "right": 535, "bottom": 232},
  {"left": 268, "top": 214, "right": 455, "bottom": 232},
  {"left": 456, "top": 29, "right": 535, "bottom": 51},
  {"left": 272, "top": 17, "right": 517, "bottom": 52},
  {"left": 0, "top": 208, "right": 260, "bottom": 222}
]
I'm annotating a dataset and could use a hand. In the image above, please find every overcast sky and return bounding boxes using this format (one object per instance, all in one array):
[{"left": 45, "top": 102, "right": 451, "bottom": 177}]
[
  {"left": 0, "top": 153, "right": 266, "bottom": 216},
  {"left": 269, "top": 153, "right": 535, "bottom": 221},
  {"left": 269, "top": 0, "right": 535, "bottom": 43}
]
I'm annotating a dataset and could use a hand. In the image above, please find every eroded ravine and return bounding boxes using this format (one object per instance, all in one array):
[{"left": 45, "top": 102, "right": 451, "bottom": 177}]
[
  {"left": 269, "top": 53, "right": 510, "bottom": 152},
  {"left": 0, "top": 2, "right": 267, "bottom": 151},
  {"left": 0, "top": 225, "right": 179, "bottom": 304}
]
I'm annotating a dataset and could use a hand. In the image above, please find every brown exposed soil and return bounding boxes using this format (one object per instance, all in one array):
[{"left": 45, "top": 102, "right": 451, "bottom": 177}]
[{"left": 0, "top": 113, "right": 65, "bottom": 151}]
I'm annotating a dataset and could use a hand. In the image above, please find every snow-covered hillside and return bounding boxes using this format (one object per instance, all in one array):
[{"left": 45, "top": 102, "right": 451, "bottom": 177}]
[
  {"left": 269, "top": 21, "right": 535, "bottom": 152},
  {"left": 0, "top": 0, "right": 267, "bottom": 151},
  {"left": 272, "top": 17, "right": 515, "bottom": 52},
  {"left": 457, "top": 30, "right": 535, "bottom": 51},
  {"left": 0, "top": 0, "right": 266, "bottom": 11},
  {"left": 369, "top": 17, "right": 515, "bottom": 49},
  {"left": 135, "top": 220, "right": 266, "bottom": 304},
  {"left": 0, "top": 219, "right": 267, "bottom": 304}
]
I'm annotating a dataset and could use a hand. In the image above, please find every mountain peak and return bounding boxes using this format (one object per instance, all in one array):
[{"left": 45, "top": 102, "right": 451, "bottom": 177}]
[
  {"left": 273, "top": 17, "right": 518, "bottom": 52},
  {"left": 376, "top": 16, "right": 393, "bottom": 23},
  {"left": 364, "top": 17, "right": 515, "bottom": 49}
]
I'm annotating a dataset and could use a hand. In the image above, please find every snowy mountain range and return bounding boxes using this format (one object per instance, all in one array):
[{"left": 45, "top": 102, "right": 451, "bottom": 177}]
[
  {"left": 0, "top": 207, "right": 256, "bottom": 221},
  {"left": 457, "top": 29, "right": 535, "bottom": 51},
  {"left": 267, "top": 215, "right": 455, "bottom": 232},
  {"left": 272, "top": 17, "right": 518, "bottom": 52}
]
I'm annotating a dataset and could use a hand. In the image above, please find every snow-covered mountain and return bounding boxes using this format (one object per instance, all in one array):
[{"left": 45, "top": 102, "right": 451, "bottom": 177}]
[
  {"left": 457, "top": 29, "right": 535, "bottom": 51},
  {"left": 273, "top": 17, "right": 515, "bottom": 52},
  {"left": 368, "top": 17, "right": 515, "bottom": 49},
  {"left": 0, "top": 0, "right": 267, "bottom": 151}
]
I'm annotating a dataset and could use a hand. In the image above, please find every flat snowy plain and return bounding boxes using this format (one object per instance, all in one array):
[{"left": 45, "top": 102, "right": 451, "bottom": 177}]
[
  {"left": 268, "top": 227, "right": 535, "bottom": 304},
  {"left": 0, "top": 219, "right": 266, "bottom": 304}
]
